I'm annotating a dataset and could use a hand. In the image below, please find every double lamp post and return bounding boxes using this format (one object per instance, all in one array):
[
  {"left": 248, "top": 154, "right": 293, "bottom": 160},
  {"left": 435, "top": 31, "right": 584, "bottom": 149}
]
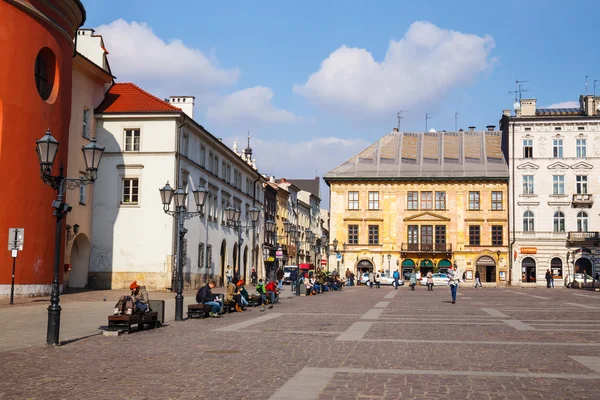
[
  {"left": 225, "top": 204, "right": 260, "bottom": 282},
  {"left": 36, "top": 129, "right": 105, "bottom": 346}
]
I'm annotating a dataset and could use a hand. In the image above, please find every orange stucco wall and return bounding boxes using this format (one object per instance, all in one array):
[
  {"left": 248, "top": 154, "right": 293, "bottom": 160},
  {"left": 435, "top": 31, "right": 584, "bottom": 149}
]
[{"left": 0, "top": 1, "right": 84, "bottom": 293}]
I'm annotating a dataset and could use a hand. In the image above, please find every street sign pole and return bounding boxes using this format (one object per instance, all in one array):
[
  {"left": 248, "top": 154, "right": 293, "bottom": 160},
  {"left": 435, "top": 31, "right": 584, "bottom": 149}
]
[
  {"left": 10, "top": 255, "right": 16, "bottom": 305},
  {"left": 8, "top": 228, "right": 24, "bottom": 305}
]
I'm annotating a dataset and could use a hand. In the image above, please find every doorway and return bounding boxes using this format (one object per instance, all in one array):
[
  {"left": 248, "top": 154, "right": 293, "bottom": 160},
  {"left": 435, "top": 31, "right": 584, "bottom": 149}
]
[
  {"left": 420, "top": 259, "right": 433, "bottom": 277},
  {"left": 522, "top": 257, "right": 536, "bottom": 283},
  {"left": 401, "top": 259, "right": 416, "bottom": 280},
  {"left": 357, "top": 259, "right": 374, "bottom": 276},
  {"left": 69, "top": 234, "right": 91, "bottom": 288},
  {"left": 476, "top": 256, "right": 496, "bottom": 282},
  {"left": 575, "top": 257, "right": 592, "bottom": 277},
  {"left": 220, "top": 240, "right": 227, "bottom": 286}
]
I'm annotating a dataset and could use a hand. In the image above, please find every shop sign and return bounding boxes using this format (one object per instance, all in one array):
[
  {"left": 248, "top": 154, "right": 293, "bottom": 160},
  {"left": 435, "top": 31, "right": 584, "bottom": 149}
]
[
  {"left": 267, "top": 256, "right": 275, "bottom": 262},
  {"left": 520, "top": 247, "right": 537, "bottom": 254}
]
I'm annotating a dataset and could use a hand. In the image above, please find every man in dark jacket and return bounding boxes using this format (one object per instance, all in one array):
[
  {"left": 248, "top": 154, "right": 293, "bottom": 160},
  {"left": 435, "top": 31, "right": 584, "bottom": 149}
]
[
  {"left": 289, "top": 268, "right": 298, "bottom": 292},
  {"left": 196, "top": 281, "right": 222, "bottom": 317}
]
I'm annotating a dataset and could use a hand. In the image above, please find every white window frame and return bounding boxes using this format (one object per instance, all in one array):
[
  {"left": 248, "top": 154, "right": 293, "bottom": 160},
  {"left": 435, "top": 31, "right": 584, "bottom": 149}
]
[
  {"left": 523, "top": 175, "right": 534, "bottom": 195},
  {"left": 82, "top": 108, "right": 90, "bottom": 138},
  {"left": 552, "top": 175, "right": 564, "bottom": 195},
  {"left": 124, "top": 129, "right": 141, "bottom": 152},
  {"left": 122, "top": 177, "right": 140, "bottom": 205},
  {"left": 576, "top": 175, "right": 588, "bottom": 194},
  {"left": 553, "top": 211, "right": 565, "bottom": 232},
  {"left": 523, "top": 139, "right": 533, "bottom": 158},
  {"left": 348, "top": 191, "right": 359, "bottom": 210},
  {"left": 577, "top": 211, "right": 589, "bottom": 232},
  {"left": 368, "top": 191, "right": 379, "bottom": 210},
  {"left": 523, "top": 211, "right": 535, "bottom": 232},
  {"left": 576, "top": 139, "right": 587, "bottom": 158},
  {"left": 552, "top": 139, "right": 563, "bottom": 158}
]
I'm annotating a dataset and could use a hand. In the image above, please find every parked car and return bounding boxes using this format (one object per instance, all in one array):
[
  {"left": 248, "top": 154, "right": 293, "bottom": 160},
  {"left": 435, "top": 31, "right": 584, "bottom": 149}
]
[
  {"left": 565, "top": 272, "right": 594, "bottom": 288},
  {"left": 419, "top": 273, "right": 450, "bottom": 286},
  {"left": 359, "top": 272, "right": 403, "bottom": 286}
]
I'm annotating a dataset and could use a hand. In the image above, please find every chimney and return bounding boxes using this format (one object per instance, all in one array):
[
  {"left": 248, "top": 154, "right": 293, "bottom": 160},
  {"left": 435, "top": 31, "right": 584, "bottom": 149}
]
[
  {"left": 502, "top": 109, "right": 511, "bottom": 117},
  {"left": 520, "top": 99, "right": 536, "bottom": 117},
  {"left": 486, "top": 125, "right": 495, "bottom": 131},
  {"left": 393, "top": 127, "right": 399, "bottom": 132},
  {"left": 468, "top": 126, "right": 475, "bottom": 131},
  {"left": 169, "top": 96, "right": 195, "bottom": 119}
]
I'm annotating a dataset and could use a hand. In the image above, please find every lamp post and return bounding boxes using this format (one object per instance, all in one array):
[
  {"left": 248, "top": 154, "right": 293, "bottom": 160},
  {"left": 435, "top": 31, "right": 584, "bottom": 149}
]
[
  {"left": 289, "top": 227, "right": 301, "bottom": 295},
  {"left": 226, "top": 204, "right": 260, "bottom": 283},
  {"left": 387, "top": 254, "right": 391, "bottom": 274},
  {"left": 36, "top": 129, "right": 105, "bottom": 345},
  {"left": 159, "top": 181, "right": 207, "bottom": 321},
  {"left": 265, "top": 218, "right": 276, "bottom": 280}
]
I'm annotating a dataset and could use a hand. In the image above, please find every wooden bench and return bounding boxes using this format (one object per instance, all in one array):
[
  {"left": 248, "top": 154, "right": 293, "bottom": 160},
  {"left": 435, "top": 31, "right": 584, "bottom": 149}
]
[
  {"left": 107, "top": 311, "right": 159, "bottom": 334},
  {"left": 187, "top": 303, "right": 214, "bottom": 319}
]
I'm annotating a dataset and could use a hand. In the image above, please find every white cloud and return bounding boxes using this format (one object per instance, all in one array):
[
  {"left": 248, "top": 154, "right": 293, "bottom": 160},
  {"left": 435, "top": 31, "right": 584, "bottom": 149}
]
[
  {"left": 95, "top": 19, "right": 239, "bottom": 95},
  {"left": 294, "top": 21, "right": 495, "bottom": 117},
  {"left": 206, "top": 86, "right": 300, "bottom": 126},
  {"left": 545, "top": 101, "right": 579, "bottom": 108}
]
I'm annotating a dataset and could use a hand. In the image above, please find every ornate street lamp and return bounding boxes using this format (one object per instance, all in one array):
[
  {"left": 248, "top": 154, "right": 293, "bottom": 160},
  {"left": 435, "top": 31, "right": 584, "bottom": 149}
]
[
  {"left": 36, "top": 130, "right": 105, "bottom": 345},
  {"left": 227, "top": 204, "right": 261, "bottom": 281},
  {"left": 160, "top": 180, "right": 207, "bottom": 321}
]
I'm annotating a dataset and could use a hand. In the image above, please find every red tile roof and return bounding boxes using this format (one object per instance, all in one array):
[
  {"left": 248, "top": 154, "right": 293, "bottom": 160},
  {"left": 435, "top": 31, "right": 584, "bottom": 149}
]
[{"left": 95, "top": 82, "right": 181, "bottom": 114}]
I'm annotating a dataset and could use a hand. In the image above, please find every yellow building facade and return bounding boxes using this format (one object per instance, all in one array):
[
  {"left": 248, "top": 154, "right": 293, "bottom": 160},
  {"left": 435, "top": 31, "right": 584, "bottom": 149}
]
[{"left": 325, "top": 129, "right": 510, "bottom": 286}]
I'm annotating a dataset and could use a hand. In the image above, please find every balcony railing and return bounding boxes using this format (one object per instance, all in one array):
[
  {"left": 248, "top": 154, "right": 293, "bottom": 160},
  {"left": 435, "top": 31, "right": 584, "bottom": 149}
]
[
  {"left": 572, "top": 194, "right": 593, "bottom": 208},
  {"left": 401, "top": 243, "right": 453, "bottom": 253},
  {"left": 567, "top": 231, "right": 599, "bottom": 246}
]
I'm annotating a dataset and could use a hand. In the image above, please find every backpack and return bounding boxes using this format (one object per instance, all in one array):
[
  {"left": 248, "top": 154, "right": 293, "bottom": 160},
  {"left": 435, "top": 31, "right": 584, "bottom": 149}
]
[{"left": 393, "top": 271, "right": 399, "bottom": 279}]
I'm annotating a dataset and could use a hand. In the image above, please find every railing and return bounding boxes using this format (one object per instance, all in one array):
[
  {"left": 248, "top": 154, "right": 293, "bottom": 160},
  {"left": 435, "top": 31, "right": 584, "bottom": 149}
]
[
  {"left": 401, "top": 243, "right": 452, "bottom": 253},
  {"left": 572, "top": 194, "right": 593, "bottom": 207},
  {"left": 567, "top": 232, "right": 599, "bottom": 243}
]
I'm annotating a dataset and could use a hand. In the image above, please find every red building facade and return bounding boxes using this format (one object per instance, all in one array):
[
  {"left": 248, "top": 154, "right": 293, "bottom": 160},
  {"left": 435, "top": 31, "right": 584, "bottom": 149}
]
[{"left": 0, "top": 0, "right": 85, "bottom": 296}]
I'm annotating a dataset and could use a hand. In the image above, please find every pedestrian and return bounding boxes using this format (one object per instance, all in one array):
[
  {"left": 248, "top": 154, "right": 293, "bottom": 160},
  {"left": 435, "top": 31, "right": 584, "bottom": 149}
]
[
  {"left": 426, "top": 270, "right": 433, "bottom": 291},
  {"left": 350, "top": 272, "right": 355, "bottom": 287},
  {"left": 474, "top": 270, "right": 482, "bottom": 288},
  {"left": 369, "top": 271, "right": 375, "bottom": 288},
  {"left": 375, "top": 270, "right": 382, "bottom": 288},
  {"left": 251, "top": 268, "right": 258, "bottom": 285},
  {"left": 345, "top": 268, "right": 352, "bottom": 286},
  {"left": 545, "top": 269, "right": 552, "bottom": 288},
  {"left": 277, "top": 267, "right": 284, "bottom": 291},
  {"left": 290, "top": 268, "right": 298, "bottom": 292},
  {"left": 256, "top": 279, "right": 267, "bottom": 311},
  {"left": 226, "top": 265, "right": 233, "bottom": 284},
  {"left": 447, "top": 264, "right": 460, "bottom": 304},
  {"left": 409, "top": 271, "right": 417, "bottom": 291},
  {"left": 393, "top": 269, "right": 400, "bottom": 290}
]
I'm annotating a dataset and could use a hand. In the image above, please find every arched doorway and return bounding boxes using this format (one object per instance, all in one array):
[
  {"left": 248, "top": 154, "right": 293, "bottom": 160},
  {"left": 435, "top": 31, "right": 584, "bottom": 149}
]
[
  {"left": 243, "top": 245, "right": 248, "bottom": 282},
  {"left": 476, "top": 256, "right": 496, "bottom": 282},
  {"left": 575, "top": 257, "right": 592, "bottom": 277},
  {"left": 356, "top": 259, "right": 374, "bottom": 275},
  {"left": 401, "top": 259, "right": 415, "bottom": 280},
  {"left": 522, "top": 257, "right": 536, "bottom": 283},
  {"left": 438, "top": 259, "right": 452, "bottom": 274},
  {"left": 220, "top": 240, "right": 227, "bottom": 286},
  {"left": 69, "top": 234, "right": 91, "bottom": 288},
  {"left": 550, "top": 257, "right": 563, "bottom": 279},
  {"left": 420, "top": 259, "right": 433, "bottom": 276}
]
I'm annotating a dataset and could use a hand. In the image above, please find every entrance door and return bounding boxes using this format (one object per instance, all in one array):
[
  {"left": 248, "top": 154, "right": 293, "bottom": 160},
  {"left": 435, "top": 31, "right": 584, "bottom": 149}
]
[
  {"left": 522, "top": 257, "right": 536, "bottom": 283},
  {"left": 421, "top": 226, "right": 433, "bottom": 252},
  {"left": 357, "top": 259, "right": 374, "bottom": 278},
  {"left": 476, "top": 256, "right": 496, "bottom": 282},
  {"left": 575, "top": 257, "right": 593, "bottom": 277},
  {"left": 401, "top": 259, "right": 416, "bottom": 280},
  {"left": 420, "top": 259, "right": 433, "bottom": 277}
]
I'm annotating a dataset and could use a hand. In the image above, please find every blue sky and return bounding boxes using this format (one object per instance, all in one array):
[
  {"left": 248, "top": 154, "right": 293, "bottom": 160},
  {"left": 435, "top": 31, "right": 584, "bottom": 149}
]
[{"left": 82, "top": 0, "right": 599, "bottom": 207}]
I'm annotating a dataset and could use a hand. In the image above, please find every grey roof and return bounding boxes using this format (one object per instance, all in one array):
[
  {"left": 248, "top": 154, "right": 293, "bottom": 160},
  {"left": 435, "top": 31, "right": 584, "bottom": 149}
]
[
  {"left": 286, "top": 178, "right": 321, "bottom": 199},
  {"left": 536, "top": 108, "right": 583, "bottom": 116},
  {"left": 324, "top": 131, "right": 508, "bottom": 181}
]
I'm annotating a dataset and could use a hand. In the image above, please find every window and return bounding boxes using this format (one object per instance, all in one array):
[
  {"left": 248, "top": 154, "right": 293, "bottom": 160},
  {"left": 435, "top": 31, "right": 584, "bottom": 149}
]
[
  {"left": 122, "top": 178, "right": 139, "bottom": 204},
  {"left": 182, "top": 131, "right": 189, "bottom": 156},
  {"left": 523, "top": 211, "right": 534, "bottom": 232},
  {"left": 198, "top": 243, "right": 205, "bottom": 268},
  {"left": 368, "top": 191, "right": 379, "bottom": 210},
  {"left": 124, "top": 129, "right": 140, "bottom": 152},
  {"left": 213, "top": 156, "right": 219, "bottom": 176},
  {"left": 79, "top": 174, "right": 86, "bottom": 204},
  {"left": 469, "top": 191, "right": 480, "bottom": 210},
  {"left": 348, "top": 225, "right": 359, "bottom": 244},
  {"left": 435, "top": 225, "right": 446, "bottom": 250},
  {"left": 523, "top": 139, "right": 533, "bottom": 158},
  {"left": 82, "top": 109, "right": 90, "bottom": 138},
  {"left": 522, "top": 175, "right": 534, "bottom": 195},
  {"left": 221, "top": 161, "right": 226, "bottom": 180},
  {"left": 552, "top": 175, "right": 564, "bottom": 195},
  {"left": 578, "top": 126, "right": 585, "bottom": 131},
  {"left": 200, "top": 146, "right": 206, "bottom": 168},
  {"left": 553, "top": 211, "right": 565, "bottom": 232},
  {"left": 208, "top": 152, "right": 213, "bottom": 173},
  {"left": 420, "top": 192, "right": 433, "bottom": 210},
  {"left": 435, "top": 191, "right": 446, "bottom": 210},
  {"left": 576, "top": 139, "right": 587, "bottom": 158},
  {"left": 469, "top": 226, "right": 480, "bottom": 246},
  {"left": 407, "top": 192, "right": 418, "bottom": 210},
  {"left": 348, "top": 191, "right": 359, "bottom": 210},
  {"left": 551, "top": 257, "right": 563, "bottom": 279},
  {"left": 226, "top": 164, "right": 231, "bottom": 183},
  {"left": 407, "top": 226, "right": 418, "bottom": 251},
  {"left": 492, "top": 226, "right": 503, "bottom": 246},
  {"left": 491, "top": 191, "right": 503, "bottom": 210},
  {"left": 368, "top": 225, "right": 379, "bottom": 245},
  {"left": 206, "top": 244, "right": 212, "bottom": 269},
  {"left": 35, "top": 48, "right": 55, "bottom": 101},
  {"left": 576, "top": 175, "right": 588, "bottom": 194},
  {"left": 553, "top": 139, "right": 563, "bottom": 158},
  {"left": 554, "top": 127, "right": 562, "bottom": 131},
  {"left": 577, "top": 211, "right": 589, "bottom": 232},
  {"left": 421, "top": 225, "right": 433, "bottom": 251}
]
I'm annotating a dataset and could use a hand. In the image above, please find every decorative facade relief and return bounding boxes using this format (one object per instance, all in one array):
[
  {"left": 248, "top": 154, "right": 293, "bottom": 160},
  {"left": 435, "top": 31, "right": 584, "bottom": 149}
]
[{"left": 538, "top": 137, "right": 547, "bottom": 156}]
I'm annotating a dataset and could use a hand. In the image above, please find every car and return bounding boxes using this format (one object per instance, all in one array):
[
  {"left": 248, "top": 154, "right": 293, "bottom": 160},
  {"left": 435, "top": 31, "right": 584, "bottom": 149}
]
[
  {"left": 282, "top": 266, "right": 297, "bottom": 284},
  {"left": 419, "top": 273, "right": 450, "bottom": 286},
  {"left": 359, "top": 272, "right": 404, "bottom": 286},
  {"left": 565, "top": 272, "right": 594, "bottom": 287}
]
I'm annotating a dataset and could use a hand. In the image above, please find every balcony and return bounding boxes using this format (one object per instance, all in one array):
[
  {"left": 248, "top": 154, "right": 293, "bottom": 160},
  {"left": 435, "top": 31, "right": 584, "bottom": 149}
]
[
  {"left": 572, "top": 194, "right": 593, "bottom": 208},
  {"left": 401, "top": 243, "right": 453, "bottom": 254},
  {"left": 567, "top": 232, "right": 599, "bottom": 246}
]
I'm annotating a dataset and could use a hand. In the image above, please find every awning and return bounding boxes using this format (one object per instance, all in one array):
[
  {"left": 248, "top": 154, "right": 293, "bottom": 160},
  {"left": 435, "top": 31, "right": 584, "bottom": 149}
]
[
  {"left": 438, "top": 259, "right": 452, "bottom": 267},
  {"left": 401, "top": 259, "right": 415, "bottom": 267},
  {"left": 299, "top": 263, "right": 314, "bottom": 270}
]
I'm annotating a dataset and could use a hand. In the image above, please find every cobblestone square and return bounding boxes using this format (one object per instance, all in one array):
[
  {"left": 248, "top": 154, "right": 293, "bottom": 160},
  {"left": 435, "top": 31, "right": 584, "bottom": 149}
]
[{"left": 1, "top": 286, "right": 599, "bottom": 399}]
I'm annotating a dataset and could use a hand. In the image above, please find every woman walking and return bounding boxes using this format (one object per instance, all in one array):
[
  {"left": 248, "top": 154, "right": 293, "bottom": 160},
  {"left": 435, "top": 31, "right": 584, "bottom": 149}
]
[
  {"left": 426, "top": 270, "right": 433, "bottom": 291},
  {"left": 447, "top": 264, "right": 460, "bottom": 304},
  {"left": 409, "top": 271, "right": 417, "bottom": 291}
]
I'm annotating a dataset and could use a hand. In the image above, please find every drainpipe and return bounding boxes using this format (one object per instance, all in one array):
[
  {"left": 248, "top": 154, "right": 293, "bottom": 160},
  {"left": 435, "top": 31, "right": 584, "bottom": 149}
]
[
  {"left": 509, "top": 121, "right": 516, "bottom": 286},
  {"left": 252, "top": 176, "right": 261, "bottom": 281}
]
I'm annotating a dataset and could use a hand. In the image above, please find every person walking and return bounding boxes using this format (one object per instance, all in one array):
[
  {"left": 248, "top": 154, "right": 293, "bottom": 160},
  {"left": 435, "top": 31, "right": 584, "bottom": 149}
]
[
  {"left": 474, "top": 270, "right": 482, "bottom": 288},
  {"left": 409, "top": 271, "right": 417, "bottom": 291},
  {"left": 426, "top": 270, "right": 433, "bottom": 291},
  {"left": 276, "top": 267, "right": 284, "bottom": 291},
  {"left": 545, "top": 269, "right": 552, "bottom": 288},
  {"left": 375, "top": 270, "right": 382, "bottom": 288},
  {"left": 369, "top": 271, "right": 375, "bottom": 288},
  {"left": 345, "top": 268, "right": 352, "bottom": 286},
  {"left": 447, "top": 264, "right": 460, "bottom": 304},
  {"left": 393, "top": 269, "right": 400, "bottom": 290},
  {"left": 226, "top": 265, "right": 233, "bottom": 285},
  {"left": 289, "top": 268, "right": 298, "bottom": 293},
  {"left": 251, "top": 268, "right": 258, "bottom": 285}
]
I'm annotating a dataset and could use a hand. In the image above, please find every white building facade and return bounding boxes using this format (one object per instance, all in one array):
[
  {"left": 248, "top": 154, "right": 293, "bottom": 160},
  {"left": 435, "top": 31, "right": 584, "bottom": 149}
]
[
  {"left": 91, "top": 84, "right": 265, "bottom": 290},
  {"left": 502, "top": 95, "right": 600, "bottom": 286}
]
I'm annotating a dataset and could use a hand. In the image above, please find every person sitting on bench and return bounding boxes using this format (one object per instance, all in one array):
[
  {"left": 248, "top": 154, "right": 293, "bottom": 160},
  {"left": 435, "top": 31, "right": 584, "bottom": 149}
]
[
  {"left": 197, "top": 280, "right": 222, "bottom": 317},
  {"left": 227, "top": 279, "right": 244, "bottom": 312},
  {"left": 265, "top": 279, "right": 280, "bottom": 304},
  {"left": 236, "top": 279, "right": 250, "bottom": 308},
  {"left": 114, "top": 281, "right": 149, "bottom": 315}
]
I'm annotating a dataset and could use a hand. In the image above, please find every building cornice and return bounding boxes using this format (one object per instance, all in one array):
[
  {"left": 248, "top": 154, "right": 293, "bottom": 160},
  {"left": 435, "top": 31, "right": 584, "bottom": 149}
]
[{"left": 324, "top": 177, "right": 509, "bottom": 185}]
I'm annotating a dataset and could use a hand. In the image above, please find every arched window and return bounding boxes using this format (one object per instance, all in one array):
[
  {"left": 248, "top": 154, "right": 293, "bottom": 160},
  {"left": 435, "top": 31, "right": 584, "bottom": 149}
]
[
  {"left": 577, "top": 211, "right": 589, "bottom": 232},
  {"left": 553, "top": 211, "right": 565, "bottom": 232},
  {"left": 523, "top": 211, "right": 534, "bottom": 232}
]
